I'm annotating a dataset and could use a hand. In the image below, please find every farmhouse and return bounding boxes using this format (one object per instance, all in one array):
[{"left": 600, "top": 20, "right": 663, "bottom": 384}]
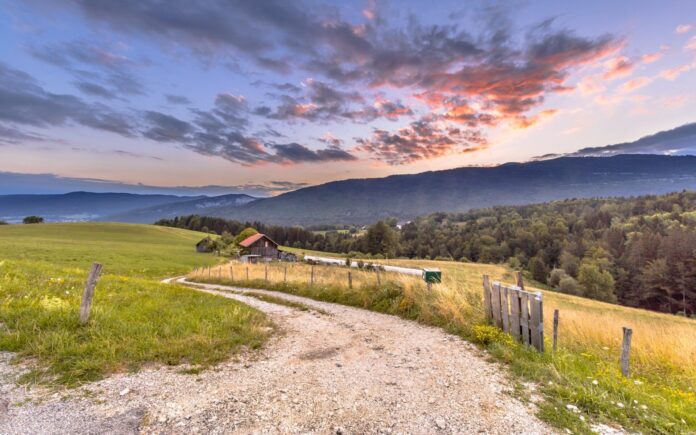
[{"left": 239, "top": 233, "right": 296, "bottom": 262}]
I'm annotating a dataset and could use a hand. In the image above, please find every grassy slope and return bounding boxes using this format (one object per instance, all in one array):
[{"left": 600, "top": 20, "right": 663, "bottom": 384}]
[
  {"left": 0, "top": 223, "right": 270, "bottom": 386},
  {"left": 192, "top": 258, "right": 696, "bottom": 434}
]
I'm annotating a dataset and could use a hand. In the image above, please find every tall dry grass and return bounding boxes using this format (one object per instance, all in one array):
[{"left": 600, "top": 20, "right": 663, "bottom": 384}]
[{"left": 192, "top": 259, "right": 696, "bottom": 382}]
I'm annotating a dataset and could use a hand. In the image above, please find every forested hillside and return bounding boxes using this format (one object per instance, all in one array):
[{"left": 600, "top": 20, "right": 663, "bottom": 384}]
[
  {"left": 386, "top": 192, "right": 696, "bottom": 315},
  {"left": 158, "top": 192, "right": 696, "bottom": 316}
]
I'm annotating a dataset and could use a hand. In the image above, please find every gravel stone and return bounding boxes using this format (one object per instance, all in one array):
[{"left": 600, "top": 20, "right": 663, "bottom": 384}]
[{"left": 0, "top": 279, "right": 554, "bottom": 434}]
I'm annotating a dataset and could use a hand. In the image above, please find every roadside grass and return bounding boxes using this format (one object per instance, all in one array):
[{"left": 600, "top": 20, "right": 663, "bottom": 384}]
[
  {"left": 191, "top": 260, "right": 696, "bottom": 434},
  {"left": 0, "top": 223, "right": 271, "bottom": 386}
]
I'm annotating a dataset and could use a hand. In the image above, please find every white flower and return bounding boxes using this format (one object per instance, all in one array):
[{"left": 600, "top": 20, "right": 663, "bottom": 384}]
[
  {"left": 617, "top": 402, "right": 625, "bottom": 408},
  {"left": 592, "top": 380, "right": 598, "bottom": 385}
]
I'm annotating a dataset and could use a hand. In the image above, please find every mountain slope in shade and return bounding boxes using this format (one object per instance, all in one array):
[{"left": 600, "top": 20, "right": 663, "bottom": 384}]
[
  {"left": 209, "top": 155, "right": 696, "bottom": 225},
  {"left": 0, "top": 192, "right": 200, "bottom": 223},
  {"left": 102, "top": 193, "right": 257, "bottom": 223}
]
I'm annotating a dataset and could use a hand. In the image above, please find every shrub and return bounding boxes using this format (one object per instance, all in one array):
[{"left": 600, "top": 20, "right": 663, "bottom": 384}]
[
  {"left": 0, "top": 220, "right": 8, "bottom": 225},
  {"left": 22, "top": 216, "right": 44, "bottom": 224},
  {"left": 473, "top": 324, "right": 514, "bottom": 347},
  {"left": 548, "top": 268, "right": 568, "bottom": 287},
  {"left": 558, "top": 276, "right": 582, "bottom": 295}
]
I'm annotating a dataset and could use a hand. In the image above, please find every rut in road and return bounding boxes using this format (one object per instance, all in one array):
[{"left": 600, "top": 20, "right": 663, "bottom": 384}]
[{"left": 0, "top": 278, "right": 553, "bottom": 434}]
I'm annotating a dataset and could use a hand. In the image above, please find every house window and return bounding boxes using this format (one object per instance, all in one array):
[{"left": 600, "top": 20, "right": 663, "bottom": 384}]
[{"left": 265, "top": 241, "right": 269, "bottom": 247}]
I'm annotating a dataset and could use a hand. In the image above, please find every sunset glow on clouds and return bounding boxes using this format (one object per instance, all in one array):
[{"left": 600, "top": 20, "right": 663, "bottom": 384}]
[{"left": 0, "top": 1, "right": 695, "bottom": 193}]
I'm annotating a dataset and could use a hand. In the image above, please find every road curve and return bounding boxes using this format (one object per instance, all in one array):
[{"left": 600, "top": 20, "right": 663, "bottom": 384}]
[{"left": 0, "top": 278, "right": 553, "bottom": 434}]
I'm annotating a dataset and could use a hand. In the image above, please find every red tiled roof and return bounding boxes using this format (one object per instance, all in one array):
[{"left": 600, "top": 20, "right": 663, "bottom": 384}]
[{"left": 239, "top": 233, "right": 277, "bottom": 248}]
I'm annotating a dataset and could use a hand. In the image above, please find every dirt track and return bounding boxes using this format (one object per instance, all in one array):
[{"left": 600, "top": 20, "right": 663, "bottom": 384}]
[{"left": 0, "top": 278, "right": 552, "bottom": 434}]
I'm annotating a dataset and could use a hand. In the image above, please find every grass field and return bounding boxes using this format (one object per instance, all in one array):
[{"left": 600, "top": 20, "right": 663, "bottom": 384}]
[
  {"left": 191, "top": 259, "right": 696, "bottom": 434},
  {"left": 0, "top": 223, "right": 270, "bottom": 386}
]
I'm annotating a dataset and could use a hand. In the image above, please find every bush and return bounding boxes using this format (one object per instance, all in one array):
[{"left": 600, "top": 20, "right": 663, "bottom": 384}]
[
  {"left": 23, "top": 216, "right": 44, "bottom": 224},
  {"left": 558, "top": 276, "right": 582, "bottom": 295},
  {"left": 0, "top": 220, "right": 8, "bottom": 225},
  {"left": 473, "top": 324, "right": 514, "bottom": 347},
  {"left": 548, "top": 268, "right": 568, "bottom": 287}
]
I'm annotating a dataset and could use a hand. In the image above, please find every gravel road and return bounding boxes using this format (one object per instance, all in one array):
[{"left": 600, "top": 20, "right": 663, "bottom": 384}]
[{"left": 0, "top": 278, "right": 553, "bottom": 434}]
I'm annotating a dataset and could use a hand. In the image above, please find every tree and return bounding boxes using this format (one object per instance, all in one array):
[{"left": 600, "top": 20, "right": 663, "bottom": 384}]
[
  {"left": 0, "top": 220, "right": 8, "bottom": 225},
  {"left": 23, "top": 216, "right": 44, "bottom": 224},
  {"left": 558, "top": 276, "right": 582, "bottom": 295},
  {"left": 528, "top": 255, "right": 549, "bottom": 283},
  {"left": 234, "top": 227, "right": 259, "bottom": 245},
  {"left": 578, "top": 263, "right": 616, "bottom": 302},
  {"left": 365, "top": 220, "right": 399, "bottom": 258}
]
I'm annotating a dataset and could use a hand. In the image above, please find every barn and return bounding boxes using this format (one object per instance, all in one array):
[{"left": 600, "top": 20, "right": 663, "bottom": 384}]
[{"left": 238, "top": 233, "right": 297, "bottom": 262}]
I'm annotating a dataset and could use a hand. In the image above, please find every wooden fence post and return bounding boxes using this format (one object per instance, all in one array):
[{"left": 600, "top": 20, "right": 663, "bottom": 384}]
[
  {"left": 501, "top": 285, "right": 510, "bottom": 334},
  {"left": 553, "top": 309, "right": 559, "bottom": 352},
  {"left": 79, "top": 262, "right": 103, "bottom": 325},
  {"left": 310, "top": 265, "right": 315, "bottom": 285},
  {"left": 621, "top": 327, "right": 633, "bottom": 377},
  {"left": 230, "top": 265, "right": 234, "bottom": 280},
  {"left": 376, "top": 269, "right": 381, "bottom": 286},
  {"left": 284, "top": 265, "right": 287, "bottom": 283},
  {"left": 265, "top": 263, "right": 268, "bottom": 283},
  {"left": 482, "top": 275, "right": 492, "bottom": 321},
  {"left": 348, "top": 271, "right": 353, "bottom": 289},
  {"left": 516, "top": 271, "right": 525, "bottom": 290},
  {"left": 246, "top": 267, "right": 249, "bottom": 280}
]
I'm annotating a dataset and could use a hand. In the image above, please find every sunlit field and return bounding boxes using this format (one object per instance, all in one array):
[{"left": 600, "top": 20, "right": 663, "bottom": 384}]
[
  {"left": 0, "top": 223, "right": 270, "bottom": 386},
  {"left": 191, "top": 257, "right": 696, "bottom": 433}
]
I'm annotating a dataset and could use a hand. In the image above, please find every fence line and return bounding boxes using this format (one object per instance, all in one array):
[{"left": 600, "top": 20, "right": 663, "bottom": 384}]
[{"left": 483, "top": 275, "right": 544, "bottom": 352}]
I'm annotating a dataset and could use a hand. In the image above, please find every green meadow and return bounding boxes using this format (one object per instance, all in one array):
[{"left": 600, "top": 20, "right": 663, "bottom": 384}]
[{"left": 0, "top": 223, "right": 270, "bottom": 386}]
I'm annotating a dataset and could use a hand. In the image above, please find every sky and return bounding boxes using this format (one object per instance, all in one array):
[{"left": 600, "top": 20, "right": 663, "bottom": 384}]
[{"left": 1, "top": 0, "right": 695, "bottom": 196}]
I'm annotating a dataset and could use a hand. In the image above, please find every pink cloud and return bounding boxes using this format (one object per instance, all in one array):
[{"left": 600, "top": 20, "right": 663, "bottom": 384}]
[
  {"left": 641, "top": 51, "right": 663, "bottom": 64},
  {"left": 676, "top": 24, "right": 693, "bottom": 34},
  {"left": 603, "top": 56, "right": 633, "bottom": 79},
  {"left": 660, "top": 63, "right": 693, "bottom": 80},
  {"left": 622, "top": 76, "right": 652, "bottom": 92}
]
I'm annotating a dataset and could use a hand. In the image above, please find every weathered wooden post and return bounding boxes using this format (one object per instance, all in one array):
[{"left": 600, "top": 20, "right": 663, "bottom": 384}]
[
  {"left": 552, "top": 309, "right": 559, "bottom": 352},
  {"left": 79, "top": 262, "right": 103, "bottom": 325},
  {"left": 621, "top": 327, "right": 633, "bottom": 377},
  {"left": 230, "top": 265, "right": 234, "bottom": 280},
  {"left": 310, "top": 265, "right": 315, "bottom": 286},
  {"left": 264, "top": 263, "right": 268, "bottom": 283},
  {"left": 348, "top": 271, "right": 353, "bottom": 289},
  {"left": 376, "top": 268, "right": 381, "bottom": 286},
  {"left": 284, "top": 265, "right": 287, "bottom": 283},
  {"left": 246, "top": 267, "right": 249, "bottom": 280},
  {"left": 516, "top": 271, "right": 525, "bottom": 290},
  {"left": 482, "top": 275, "right": 492, "bottom": 321}
]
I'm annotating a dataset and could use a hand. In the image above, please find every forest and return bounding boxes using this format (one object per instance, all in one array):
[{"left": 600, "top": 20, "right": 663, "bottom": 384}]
[{"left": 157, "top": 191, "right": 696, "bottom": 316}]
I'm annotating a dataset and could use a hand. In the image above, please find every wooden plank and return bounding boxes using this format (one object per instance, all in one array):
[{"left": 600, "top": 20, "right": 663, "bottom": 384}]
[
  {"left": 501, "top": 285, "right": 510, "bottom": 333},
  {"left": 509, "top": 288, "right": 521, "bottom": 342},
  {"left": 491, "top": 282, "right": 503, "bottom": 328},
  {"left": 529, "top": 293, "right": 544, "bottom": 352},
  {"left": 520, "top": 291, "right": 530, "bottom": 345},
  {"left": 482, "top": 275, "right": 492, "bottom": 321},
  {"left": 621, "top": 327, "right": 633, "bottom": 377},
  {"left": 537, "top": 293, "right": 544, "bottom": 353},
  {"left": 516, "top": 271, "right": 525, "bottom": 290},
  {"left": 79, "top": 262, "right": 103, "bottom": 325},
  {"left": 348, "top": 271, "right": 353, "bottom": 289}
]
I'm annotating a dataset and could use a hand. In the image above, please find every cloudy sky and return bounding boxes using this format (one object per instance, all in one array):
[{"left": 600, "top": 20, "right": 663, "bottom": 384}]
[{"left": 1, "top": 0, "right": 695, "bottom": 195}]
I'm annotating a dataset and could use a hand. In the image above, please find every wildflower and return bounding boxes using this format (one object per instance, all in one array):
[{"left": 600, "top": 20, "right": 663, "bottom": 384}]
[
  {"left": 634, "top": 380, "right": 643, "bottom": 385},
  {"left": 592, "top": 380, "right": 598, "bottom": 385},
  {"left": 616, "top": 402, "right": 624, "bottom": 408},
  {"left": 640, "top": 405, "right": 647, "bottom": 410}
]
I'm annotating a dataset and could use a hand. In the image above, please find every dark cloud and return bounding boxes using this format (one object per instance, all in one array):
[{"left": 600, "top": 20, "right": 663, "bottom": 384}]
[
  {"left": 0, "top": 62, "right": 137, "bottom": 137},
  {"left": 52, "top": 1, "right": 622, "bottom": 164},
  {"left": 0, "top": 124, "right": 50, "bottom": 145},
  {"left": 29, "top": 41, "right": 145, "bottom": 96},
  {"left": 74, "top": 81, "right": 117, "bottom": 99},
  {"left": 270, "top": 142, "right": 357, "bottom": 163},
  {"left": 553, "top": 122, "right": 696, "bottom": 158},
  {"left": 165, "top": 94, "right": 192, "bottom": 105}
]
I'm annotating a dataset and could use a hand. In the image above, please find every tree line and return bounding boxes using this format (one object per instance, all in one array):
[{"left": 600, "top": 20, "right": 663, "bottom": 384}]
[{"left": 158, "top": 191, "right": 696, "bottom": 316}]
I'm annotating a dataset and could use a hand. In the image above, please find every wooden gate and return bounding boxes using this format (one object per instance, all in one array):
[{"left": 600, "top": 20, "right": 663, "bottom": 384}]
[{"left": 483, "top": 275, "right": 544, "bottom": 352}]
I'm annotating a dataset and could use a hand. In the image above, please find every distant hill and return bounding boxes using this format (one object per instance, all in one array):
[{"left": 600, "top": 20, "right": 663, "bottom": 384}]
[
  {"left": 102, "top": 193, "right": 257, "bottom": 223},
  {"left": 208, "top": 155, "right": 696, "bottom": 225},
  {"left": 0, "top": 191, "right": 202, "bottom": 223}
]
